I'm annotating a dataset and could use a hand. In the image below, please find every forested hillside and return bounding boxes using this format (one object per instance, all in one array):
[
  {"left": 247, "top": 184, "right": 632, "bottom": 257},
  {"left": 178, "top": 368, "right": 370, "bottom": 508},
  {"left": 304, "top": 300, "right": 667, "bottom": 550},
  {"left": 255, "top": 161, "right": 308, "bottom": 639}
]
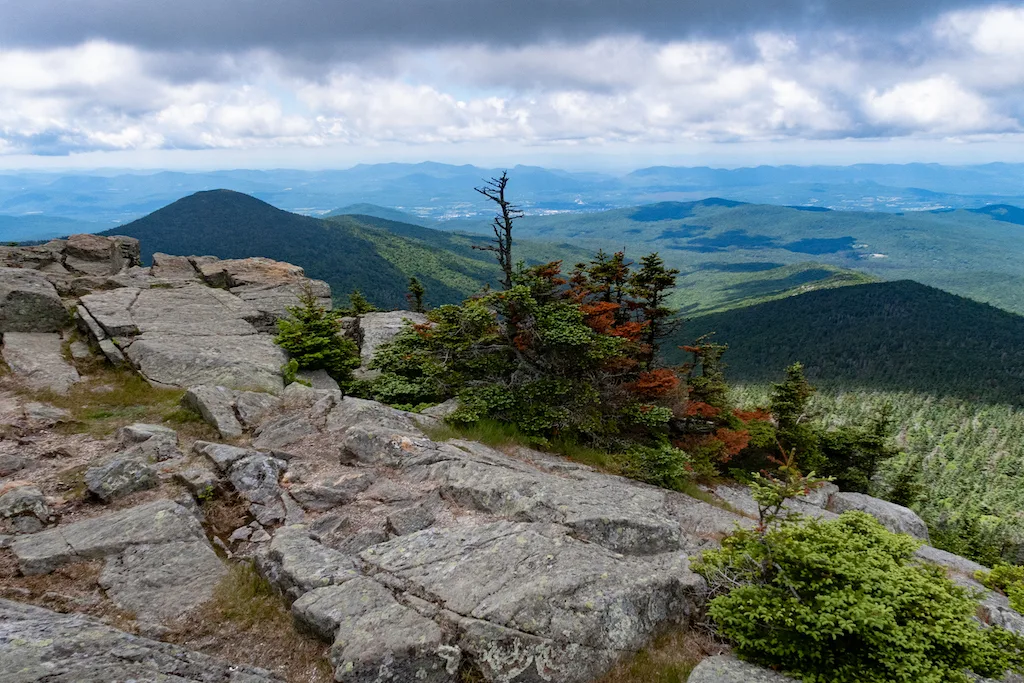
[
  {"left": 732, "top": 385, "right": 1024, "bottom": 566},
  {"left": 101, "top": 190, "right": 588, "bottom": 308},
  {"left": 675, "top": 280, "right": 1024, "bottom": 404}
]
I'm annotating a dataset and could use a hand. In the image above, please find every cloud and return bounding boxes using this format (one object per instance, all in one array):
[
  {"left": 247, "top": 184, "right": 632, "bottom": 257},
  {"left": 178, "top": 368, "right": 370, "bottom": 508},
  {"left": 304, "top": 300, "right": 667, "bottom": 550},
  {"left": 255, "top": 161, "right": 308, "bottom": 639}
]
[
  {"left": 0, "top": 0, "right": 1000, "bottom": 53},
  {"left": 864, "top": 76, "right": 1008, "bottom": 133},
  {"left": 0, "top": 4, "right": 1021, "bottom": 159}
]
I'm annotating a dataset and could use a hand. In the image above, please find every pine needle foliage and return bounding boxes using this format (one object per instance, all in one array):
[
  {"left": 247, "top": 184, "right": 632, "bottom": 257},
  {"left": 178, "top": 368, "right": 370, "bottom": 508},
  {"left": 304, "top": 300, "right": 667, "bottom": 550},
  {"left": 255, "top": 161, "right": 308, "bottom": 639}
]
[{"left": 274, "top": 287, "right": 360, "bottom": 381}]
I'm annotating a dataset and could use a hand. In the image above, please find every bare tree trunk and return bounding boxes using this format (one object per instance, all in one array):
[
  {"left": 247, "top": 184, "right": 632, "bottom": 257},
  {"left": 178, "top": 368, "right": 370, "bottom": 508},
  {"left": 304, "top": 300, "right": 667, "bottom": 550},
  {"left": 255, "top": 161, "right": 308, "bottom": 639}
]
[{"left": 473, "top": 171, "right": 523, "bottom": 291}]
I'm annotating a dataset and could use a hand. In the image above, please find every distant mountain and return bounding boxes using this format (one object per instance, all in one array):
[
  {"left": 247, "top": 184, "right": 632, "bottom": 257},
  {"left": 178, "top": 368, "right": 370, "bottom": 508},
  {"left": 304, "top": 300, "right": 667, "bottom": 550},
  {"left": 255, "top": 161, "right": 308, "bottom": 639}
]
[
  {"left": 100, "top": 189, "right": 589, "bottom": 309},
  {"left": 3, "top": 162, "right": 1024, "bottom": 228},
  {"left": 327, "top": 204, "right": 426, "bottom": 225},
  {"left": 458, "top": 199, "right": 1024, "bottom": 316},
  {"left": 672, "top": 281, "right": 1024, "bottom": 405}
]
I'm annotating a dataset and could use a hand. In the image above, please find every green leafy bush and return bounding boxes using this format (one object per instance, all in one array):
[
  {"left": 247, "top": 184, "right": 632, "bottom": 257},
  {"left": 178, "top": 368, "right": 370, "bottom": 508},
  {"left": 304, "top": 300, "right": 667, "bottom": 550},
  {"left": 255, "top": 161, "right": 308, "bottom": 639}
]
[
  {"left": 695, "top": 511, "right": 1024, "bottom": 683},
  {"left": 274, "top": 287, "right": 360, "bottom": 381},
  {"left": 619, "top": 444, "right": 691, "bottom": 490},
  {"left": 976, "top": 564, "right": 1024, "bottom": 614}
]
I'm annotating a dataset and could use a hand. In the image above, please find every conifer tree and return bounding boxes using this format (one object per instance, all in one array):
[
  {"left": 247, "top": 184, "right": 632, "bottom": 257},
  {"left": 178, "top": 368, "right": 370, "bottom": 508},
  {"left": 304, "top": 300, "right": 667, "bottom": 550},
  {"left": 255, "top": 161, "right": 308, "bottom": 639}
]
[
  {"left": 407, "top": 277, "right": 426, "bottom": 313},
  {"left": 630, "top": 252, "right": 680, "bottom": 366},
  {"left": 348, "top": 289, "right": 377, "bottom": 315},
  {"left": 275, "top": 286, "right": 361, "bottom": 381}
]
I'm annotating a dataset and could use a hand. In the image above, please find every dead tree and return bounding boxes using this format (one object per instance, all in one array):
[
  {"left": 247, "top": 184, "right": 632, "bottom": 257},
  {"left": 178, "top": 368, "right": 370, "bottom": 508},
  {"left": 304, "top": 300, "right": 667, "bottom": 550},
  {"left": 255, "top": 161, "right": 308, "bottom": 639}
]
[{"left": 473, "top": 171, "right": 523, "bottom": 291}]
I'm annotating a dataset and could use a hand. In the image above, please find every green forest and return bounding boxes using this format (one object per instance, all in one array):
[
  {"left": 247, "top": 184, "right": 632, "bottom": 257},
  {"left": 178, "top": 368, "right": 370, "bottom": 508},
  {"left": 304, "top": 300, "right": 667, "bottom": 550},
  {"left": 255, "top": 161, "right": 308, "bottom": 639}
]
[
  {"left": 732, "top": 384, "right": 1024, "bottom": 566},
  {"left": 675, "top": 280, "right": 1024, "bottom": 405}
]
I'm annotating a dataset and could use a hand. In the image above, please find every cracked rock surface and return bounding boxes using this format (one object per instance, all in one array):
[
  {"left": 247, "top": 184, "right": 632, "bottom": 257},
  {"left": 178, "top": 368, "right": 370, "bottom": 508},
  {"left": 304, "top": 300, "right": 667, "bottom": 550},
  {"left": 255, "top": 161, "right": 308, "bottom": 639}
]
[{"left": 0, "top": 598, "right": 281, "bottom": 683}]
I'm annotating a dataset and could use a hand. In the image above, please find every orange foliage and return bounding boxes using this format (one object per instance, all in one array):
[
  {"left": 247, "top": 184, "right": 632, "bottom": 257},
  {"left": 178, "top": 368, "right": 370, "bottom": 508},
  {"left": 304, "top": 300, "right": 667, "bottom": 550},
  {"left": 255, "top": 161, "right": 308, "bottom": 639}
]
[
  {"left": 626, "top": 369, "right": 680, "bottom": 398},
  {"left": 715, "top": 428, "right": 750, "bottom": 460},
  {"left": 580, "top": 301, "right": 620, "bottom": 334},
  {"left": 608, "top": 321, "right": 647, "bottom": 342},
  {"left": 684, "top": 401, "right": 721, "bottom": 418}
]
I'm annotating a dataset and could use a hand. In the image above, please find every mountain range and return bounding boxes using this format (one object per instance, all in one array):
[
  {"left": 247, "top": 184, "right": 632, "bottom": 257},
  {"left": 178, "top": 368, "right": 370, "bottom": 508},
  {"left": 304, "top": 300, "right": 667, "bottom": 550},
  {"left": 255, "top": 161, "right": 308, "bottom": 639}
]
[{"left": 3, "top": 162, "right": 1024, "bottom": 238}]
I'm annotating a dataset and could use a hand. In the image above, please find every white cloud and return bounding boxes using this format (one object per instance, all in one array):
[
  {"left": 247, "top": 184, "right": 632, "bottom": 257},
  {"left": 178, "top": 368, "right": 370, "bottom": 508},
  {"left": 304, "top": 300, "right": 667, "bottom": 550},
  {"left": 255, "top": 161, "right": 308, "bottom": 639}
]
[
  {"left": 1, "top": 5, "right": 1023, "bottom": 160},
  {"left": 864, "top": 75, "right": 1008, "bottom": 132}
]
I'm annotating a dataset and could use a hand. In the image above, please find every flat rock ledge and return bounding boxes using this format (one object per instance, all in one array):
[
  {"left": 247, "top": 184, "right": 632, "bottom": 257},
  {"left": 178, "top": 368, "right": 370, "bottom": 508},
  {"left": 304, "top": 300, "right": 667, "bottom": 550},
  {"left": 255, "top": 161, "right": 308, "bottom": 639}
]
[
  {"left": 0, "top": 598, "right": 281, "bottom": 683},
  {"left": 10, "top": 500, "right": 226, "bottom": 626}
]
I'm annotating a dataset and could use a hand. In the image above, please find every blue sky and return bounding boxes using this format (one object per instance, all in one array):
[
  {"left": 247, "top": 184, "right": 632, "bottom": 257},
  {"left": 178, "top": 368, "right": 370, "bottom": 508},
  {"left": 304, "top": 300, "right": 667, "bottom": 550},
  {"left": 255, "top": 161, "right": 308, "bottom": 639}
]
[{"left": 1, "top": 0, "right": 1022, "bottom": 169}]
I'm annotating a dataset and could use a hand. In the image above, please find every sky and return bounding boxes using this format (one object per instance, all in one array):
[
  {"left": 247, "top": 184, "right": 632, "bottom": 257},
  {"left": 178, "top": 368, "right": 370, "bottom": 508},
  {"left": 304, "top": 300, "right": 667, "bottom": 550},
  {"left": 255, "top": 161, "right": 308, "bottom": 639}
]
[{"left": 1, "top": 0, "right": 1023, "bottom": 170}]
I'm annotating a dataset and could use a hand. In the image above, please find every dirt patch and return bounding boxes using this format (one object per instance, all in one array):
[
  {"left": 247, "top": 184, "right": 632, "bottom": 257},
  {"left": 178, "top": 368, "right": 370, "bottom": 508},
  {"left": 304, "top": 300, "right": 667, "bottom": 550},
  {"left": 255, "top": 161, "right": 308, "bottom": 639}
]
[
  {"left": 0, "top": 549, "right": 138, "bottom": 632},
  {"left": 165, "top": 562, "right": 333, "bottom": 683}
]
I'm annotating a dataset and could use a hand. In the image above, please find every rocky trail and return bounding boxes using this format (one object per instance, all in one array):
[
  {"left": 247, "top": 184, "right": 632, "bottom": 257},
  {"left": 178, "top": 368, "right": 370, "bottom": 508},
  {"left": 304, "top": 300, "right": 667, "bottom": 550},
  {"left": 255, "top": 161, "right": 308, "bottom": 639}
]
[{"left": 0, "top": 235, "right": 1021, "bottom": 683}]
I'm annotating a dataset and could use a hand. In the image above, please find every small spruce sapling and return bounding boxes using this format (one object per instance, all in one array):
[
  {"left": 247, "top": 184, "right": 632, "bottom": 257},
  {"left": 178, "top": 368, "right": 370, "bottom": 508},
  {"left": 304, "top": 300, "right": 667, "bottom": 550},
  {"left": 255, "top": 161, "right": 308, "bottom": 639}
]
[
  {"left": 347, "top": 289, "right": 377, "bottom": 315},
  {"left": 274, "top": 285, "right": 360, "bottom": 382}
]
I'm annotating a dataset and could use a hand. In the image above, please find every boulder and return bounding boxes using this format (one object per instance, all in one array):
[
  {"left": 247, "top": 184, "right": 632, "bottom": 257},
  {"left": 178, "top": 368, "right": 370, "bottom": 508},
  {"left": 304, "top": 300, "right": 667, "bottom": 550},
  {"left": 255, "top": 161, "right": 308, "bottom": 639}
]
[
  {"left": 182, "top": 384, "right": 244, "bottom": 439},
  {"left": 97, "top": 539, "right": 227, "bottom": 623},
  {"left": 126, "top": 333, "right": 287, "bottom": 393},
  {"left": 703, "top": 483, "right": 837, "bottom": 522},
  {"left": 361, "top": 521, "right": 704, "bottom": 683},
  {"left": 688, "top": 656, "right": 793, "bottom": 682},
  {"left": 387, "top": 494, "right": 440, "bottom": 536},
  {"left": 0, "top": 240, "right": 66, "bottom": 271},
  {"left": 0, "top": 484, "right": 51, "bottom": 527},
  {"left": 356, "top": 310, "right": 428, "bottom": 369},
  {"left": 0, "top": 267, "right": 68, "bottom": 333},
  {"left": 421, "top": 398, "right": 460, "bottom": 419},
  {"left": 174, "top": 467, "right": 221, "bottom": 497},
  {"left": 229, "top": 454, "right": 287, "bottom": 505},
  {"left": 0, "top": 454, "right": 28, "bottom": 477},
  {"left": 10, "top": 499, "right": 208, "bottom": 575},
  {"left": 84, "top": 456, "right": 159, "bottom": 502},
  {"left": 326, "top": 396, "right": 423, "bottom": 435},
  {"left": 234, "top": 390, "right": 283, "bottom": 428},
  {"left": 193, "top": 440, "right": 260, "bottom": 472},
  {"left": 292, "top": 577, "right": 457, "bottom": 683},
  {"left": 297, "top": 368, "right": 341, "bottom": 392},
  {"left": 151, "top": 252, "right": 200, "bottom": 280},
  {"left": 290, "top": 471, "right": 377, "bottom": 512},
  {"left": 253, "top": 413, "right": 319, "bottom": 451},
  {"left": 0, "top": 599, "right": 279, "bottom": 682},
  {"left": 116, "top": 422, "right": 181, "bottom": 461},
  {"left": 827, "top": 492, "right": 929, "bottom": 540},
  {"left": 405, "top": 438, "right": 683, "bottom": 555},
  {"left": 1, "top": 332, "right": 81, "bottom": 394},
  {"left": 79, "top": 287, "right": 141, "bottom": 337},
  {"left": 257, "top": 525, "right": 360, "bottom": 601},
  {"left": 23, "top": 401, "right": 72, "bottom": 425},
  {"left": 198, "top": 257, "right": 332, "bottom": 330},
  {"left": 79, "top": 284, "right": 288, "bottom": 392},
  {"left": 63, "top": 233, "right": 128, "bottom": 276}
]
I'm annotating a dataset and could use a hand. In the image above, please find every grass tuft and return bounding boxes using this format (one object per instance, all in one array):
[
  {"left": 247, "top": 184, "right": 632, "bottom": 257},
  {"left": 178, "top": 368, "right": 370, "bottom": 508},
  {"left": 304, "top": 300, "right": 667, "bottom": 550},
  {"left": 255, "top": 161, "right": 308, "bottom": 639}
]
[
  {"left": 168, "top": 561, "right": 333, "bottom": 683},
  {"left": 597, "top": 630, "right": 725, "bottom": 683}
]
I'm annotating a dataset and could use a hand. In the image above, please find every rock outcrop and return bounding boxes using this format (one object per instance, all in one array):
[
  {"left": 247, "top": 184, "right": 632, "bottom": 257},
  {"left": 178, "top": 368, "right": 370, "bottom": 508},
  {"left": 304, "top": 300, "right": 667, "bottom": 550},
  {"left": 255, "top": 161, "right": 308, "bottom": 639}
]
[
  {"left": 10, "top": 500, "right": 226, "bottom": 625},
  {"left": 0, "top": 268, "right": 68, "bottom": 333},
  {"left": 827, "top": 491, "right": 930, "bottom": 541},
  {"left": 0, "top": 598, "right": 281, "bottom": 682},
  {"left": 1, "top": 332, "right": 80, "bottom": 394},
  {"left": 239, "top": 392, "right": 718, "bottom": 683}
]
